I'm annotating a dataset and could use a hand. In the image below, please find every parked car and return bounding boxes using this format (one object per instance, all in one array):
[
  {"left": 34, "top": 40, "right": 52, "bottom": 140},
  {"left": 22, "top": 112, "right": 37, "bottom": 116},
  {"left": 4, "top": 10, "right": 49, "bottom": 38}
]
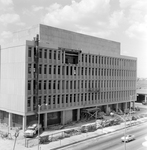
[
  {"left": 121, "top": 134, "right": 135, "bottom": 142},
  {"left": 129, "top": 111, "right": 136, "bottom": 114},
  {"left": 24, "top": 124, "right": 42, "bottom": 138},
  {"left": 142, "top": 101, "right": 147, "bottom": 105},
  {"left": 135, "top": 107, "right": 140, "bottom": 111}
]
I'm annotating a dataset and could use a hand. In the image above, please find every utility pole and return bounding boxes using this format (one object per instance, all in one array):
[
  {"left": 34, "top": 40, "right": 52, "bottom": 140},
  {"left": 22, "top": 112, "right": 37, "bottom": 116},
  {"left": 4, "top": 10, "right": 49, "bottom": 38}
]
[{"left": 34, "top": 34, "right": 39, "bottom": 116}]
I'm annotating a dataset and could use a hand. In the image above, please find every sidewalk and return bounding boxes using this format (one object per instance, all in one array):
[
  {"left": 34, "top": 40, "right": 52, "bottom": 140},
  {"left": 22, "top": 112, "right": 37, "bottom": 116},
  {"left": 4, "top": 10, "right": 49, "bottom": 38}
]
[{"left": 0, "top": 116, "right": 147, "bottom": 150}]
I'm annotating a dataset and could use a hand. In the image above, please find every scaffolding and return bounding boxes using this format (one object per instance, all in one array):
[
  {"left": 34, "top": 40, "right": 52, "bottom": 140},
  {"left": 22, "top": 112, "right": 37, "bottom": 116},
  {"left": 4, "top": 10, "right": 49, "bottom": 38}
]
[{"left": 81, "top": 107, "right": 101, "bottom": 120}]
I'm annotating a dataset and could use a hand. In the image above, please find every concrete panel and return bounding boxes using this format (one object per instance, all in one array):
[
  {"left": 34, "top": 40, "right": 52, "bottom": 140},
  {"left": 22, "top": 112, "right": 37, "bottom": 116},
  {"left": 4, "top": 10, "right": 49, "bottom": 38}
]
[
  {"left": 0, "top": 44, "right": 26, "bottom": 114},
  {"left": 40, "top": 24, "right": 120, "bottom": 56},
  {"left": 64, "top": 110, "right": 72, "bottom": 124}
]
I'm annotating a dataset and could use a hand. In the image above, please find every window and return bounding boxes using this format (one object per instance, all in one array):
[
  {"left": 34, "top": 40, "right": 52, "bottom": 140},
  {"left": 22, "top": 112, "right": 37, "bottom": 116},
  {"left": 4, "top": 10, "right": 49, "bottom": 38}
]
[
  {"left": 39, "top": 49, "right": 42, "bottom": 58},
  {"left": 85, "top": 93, "right": 87, "bottom": 101},
  {"left": 54, "top": 51, "right": 56, "bottom": 59},
  {"left": 53, "top": 80, "right": 56, "bottom": 89},
  {"left": 70, "top": 94, "right": 72, "bottom": 103},
  {"left": 58, "top": 81, "right": 60, "bottom": 90},
  {"left": 81, "top": 94, "right": 83, "bottom": 101},
  {"left": 82, "top": 54, "right": 84, "bottom": 62},
  {"left": 39, "top": 80, "right": 42, "bottom": 90},
  {"left": 92, "top": 68, "right": 94, "bottom": 75},
  {"left": 66, "top": 81, "right": 68, "bottom": 89},
  {"left": 58, "top": 95, "right": 60, "bottom": 104},
  {"left": 85, "top": 81, "right": 87, "bottom": 88},
  {"left": 39, "top": 65, "right": 42, "bottom": 74},
  {"left": 92, "top": 56, "right": 94, "bottom": 63},
  {"left": 28, "top": 64, "right": 31, "bottom": 74},
  {"left": 89, "top": 55, "right": 91, "bottom": 63},
  {"left": 49, "top": 50, "right": 52, "bottom": 59},
  {"left": 58, "top": 66, "right": 60, "bottom": 75},
  {"left": 48, "top": 80, "right": 51, "bottom": 89},
  {"left": 54, "top": 66, "right": 56, "bottom": 74},
  {"left": 53, "top": 95, "right": 55, "bottom": 104},
  {"left": 48, "top": 96, "right": 51, "bottom": 105},
  {"left": 74, "top": 81, "right": 76, "bottom": 89},
  {"left": 101, "top": 57, "right": 103, "bottom": 64},
  {"left": 95, "top": 68, "right": 97, "bottom": 76},
  {"left": 85, "top": 55, "right": 87, "bottom": 63},
  {"left": 85, "top": 68, "right": 87, "bottom": 75},
  {"left": 95, "top": 56, "right": 97, "bottom": 64},
  {"left": 70, "top": 81, "right": 72, "bottom": 89},
  {"left": 81, "top": 80, "right": 83, "bottom": 88},
  {"left": 28, "top": 81, "right": 31, "bottom": 90},
  {"left": 62, "top": 66, "right": 64, "bottom": 75},
  {"left": 81, "top": 67, "right": 83, "bottom": 75},
  {"left": 28, "top": 47, "right": 32, "bottom": 57},
  {"left": 49, "top": 65, "right": 51, "bottom": 74},
  {"left": 62, "top": 95, "right": 64, "bottom": 103},
  {"left": 27, "top": 97, "right": 31, "bottom": 107},
  {"left": 74, "top": 94, "right": 76, "bottom": 102},
  {"left": 66, "top": 94, "right": 68, "bottom": 103},
  {"left": 44, "top": 96, "right": 46, "bottom": 104},
  {"left": 44, "top": 65, "right": 47, "bottom": 74},
  {"left": 44, "top": 49, "right": 47, "bottom": 59},
  {"left": 58, "top": 51, "right": 60, "bottom": 60},
  {"left": 44, "top": 81, "right": 46, "bottom": 90}
]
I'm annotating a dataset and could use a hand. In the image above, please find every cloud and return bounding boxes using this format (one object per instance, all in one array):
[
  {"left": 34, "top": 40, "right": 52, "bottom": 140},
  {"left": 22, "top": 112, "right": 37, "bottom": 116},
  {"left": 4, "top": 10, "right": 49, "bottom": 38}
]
[
  {"left": 1, "top": 31, "right": 13, "bottom": 38},
  {"left": 0, "top": 0, "right": 13, "bottom": 5},
  {"left": 32, "top": 5, "right": 44, "bottom": 12},
  {"left": 0, "top": 13, "right": 20, "bottom": 25},
  {"left": 109, "top": 10, "right": 124, "bottom": 28},
  {"left": 42, "top": 0, "right": 112, "bottom": 38},
  {"left": 120, "top": 0, "right": 147, "bottom": 40}
]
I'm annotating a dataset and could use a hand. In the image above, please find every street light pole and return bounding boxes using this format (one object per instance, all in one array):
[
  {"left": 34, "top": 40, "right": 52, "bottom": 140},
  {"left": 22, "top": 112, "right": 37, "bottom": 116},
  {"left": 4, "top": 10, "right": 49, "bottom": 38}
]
[
  {"left": 110, "top": 113, "right": 126, "bottom": 150},
  {"left": 38, "top": 104, "right": 47, "bottom": 150},
  {"left": 38, "top": 105, "right": 41, "bottom": 150}
]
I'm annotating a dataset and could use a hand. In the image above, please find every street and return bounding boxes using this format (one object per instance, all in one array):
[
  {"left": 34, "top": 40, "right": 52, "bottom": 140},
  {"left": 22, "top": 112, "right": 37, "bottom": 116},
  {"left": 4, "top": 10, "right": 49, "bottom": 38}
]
[{"left": 61, "top": 122, "right": 147, "bottom": 150}]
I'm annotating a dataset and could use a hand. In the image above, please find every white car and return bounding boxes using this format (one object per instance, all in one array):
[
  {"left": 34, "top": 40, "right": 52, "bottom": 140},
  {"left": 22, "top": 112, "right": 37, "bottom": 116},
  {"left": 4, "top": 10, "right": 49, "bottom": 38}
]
[
  {"left": 24, "top": 124, "right": 41, "bottom": 138},
  {"left": 121, "top": 134, "right": 135, "bottom": 142}
]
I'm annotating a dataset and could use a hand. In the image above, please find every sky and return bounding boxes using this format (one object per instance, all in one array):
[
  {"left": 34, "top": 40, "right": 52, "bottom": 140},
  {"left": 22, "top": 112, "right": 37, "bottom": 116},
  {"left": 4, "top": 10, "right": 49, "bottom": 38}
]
[{"left": 0, "top": 0, "right": 147, "bottom": 78}]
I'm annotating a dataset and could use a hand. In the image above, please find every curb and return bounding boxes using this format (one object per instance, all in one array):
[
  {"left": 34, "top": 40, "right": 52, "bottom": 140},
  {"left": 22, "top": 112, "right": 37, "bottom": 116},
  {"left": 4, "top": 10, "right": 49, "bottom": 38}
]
[
  {"left": 50, "top": 127, "right": 125, "bottom": 150},
  {"left": 50, "top": 120, "right": 147, "bottom": 150}
]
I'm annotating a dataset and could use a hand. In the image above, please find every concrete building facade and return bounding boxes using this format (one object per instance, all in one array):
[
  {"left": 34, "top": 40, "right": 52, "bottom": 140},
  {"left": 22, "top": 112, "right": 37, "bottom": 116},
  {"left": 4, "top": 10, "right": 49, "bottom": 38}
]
[{"left": 0, "top": 24, "right": 137, "bottom": 130}]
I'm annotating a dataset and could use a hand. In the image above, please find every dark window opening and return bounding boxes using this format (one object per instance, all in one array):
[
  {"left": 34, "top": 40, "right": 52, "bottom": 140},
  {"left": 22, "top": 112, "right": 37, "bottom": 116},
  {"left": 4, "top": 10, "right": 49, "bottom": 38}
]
[{"left": 65, "top": 51, "right": 79, "bottom": 64}]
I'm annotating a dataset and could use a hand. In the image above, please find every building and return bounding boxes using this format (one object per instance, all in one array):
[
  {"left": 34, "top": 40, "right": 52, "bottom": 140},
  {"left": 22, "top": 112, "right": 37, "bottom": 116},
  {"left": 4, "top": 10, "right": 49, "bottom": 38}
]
[
  {"left": 137, "top": 89, "right": 147, "bottom": 103},
  {"left": 0, "top": 24, "right": 137, "bottom": 130}
]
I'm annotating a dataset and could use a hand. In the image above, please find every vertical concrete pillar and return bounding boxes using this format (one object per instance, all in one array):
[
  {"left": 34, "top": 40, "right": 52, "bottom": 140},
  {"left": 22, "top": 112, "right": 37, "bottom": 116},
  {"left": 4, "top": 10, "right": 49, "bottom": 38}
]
[
  {"left": 61, "top": 111, "right": 65, "bottom": 125},
  {"left": 116, "top": 103, "right": 118, "bottom": 113},
  {"left": 77, "top": 109, "right": 80, "bottom": 121},
  {"left": 106, "top": 105, "right": 108, "bottom": 114},
  {"left": 44, "top": 113, "right": 47, "bottom": 130},
  {"left": 123, "top": 102, "right": 127, "bottom": 112},
  {"left": 23, "top": 115, "right": 26, "bottom": 131},
  {"left": 132, "top": 101, "right": 135, "bottom": 110},
  {"left": 95, "top": 106, "right": 97, "bottom": 119},
  {"left": 8, "top": 113, "right": 12, "bottom": 129}
]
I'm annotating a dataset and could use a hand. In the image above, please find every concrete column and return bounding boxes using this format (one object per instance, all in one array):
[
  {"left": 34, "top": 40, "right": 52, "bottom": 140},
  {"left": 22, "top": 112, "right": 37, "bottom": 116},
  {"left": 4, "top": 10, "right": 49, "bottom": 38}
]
[
  {"left": 77, "top": 109, "right": 80, "bottom": 121},
  {"left": 106, "top": 105, "right": 109, "bottom": 114},
  {"left": 95, "top": 106, "right": 97, "bottom": 119},
  {"left": 116, "top": 103, "right": 118, "bottom": 113},
  {"left": 132, "top": 101, "right": 135, "bottom": 110},
  {"left": 44, "top": 113, "right": 47, "bottom": 130},
  {"left": 61, "top": 111, "right": 65, "bottom": 125},
  {"left": 23, "top": 115, "right": 26, "bottom": 131},
  {"left": 8, "top": 113, "right": 12, "bottom": 129},
  {"left": 123, "top": 102, "right": 127, "bottom": 112}
]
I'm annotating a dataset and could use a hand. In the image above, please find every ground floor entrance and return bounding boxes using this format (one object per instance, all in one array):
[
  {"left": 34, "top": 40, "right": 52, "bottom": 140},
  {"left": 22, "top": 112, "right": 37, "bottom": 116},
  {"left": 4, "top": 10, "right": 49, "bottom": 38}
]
[{"left": 0, "top": 101, "right": 135, "bottom": 131}]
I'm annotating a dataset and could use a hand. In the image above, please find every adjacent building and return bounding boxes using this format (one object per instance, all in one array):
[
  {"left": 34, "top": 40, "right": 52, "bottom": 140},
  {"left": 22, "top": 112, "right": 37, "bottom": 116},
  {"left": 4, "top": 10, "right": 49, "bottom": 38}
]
[{"left": 0, "top": 24, "right": 137, "bottom": 130}]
